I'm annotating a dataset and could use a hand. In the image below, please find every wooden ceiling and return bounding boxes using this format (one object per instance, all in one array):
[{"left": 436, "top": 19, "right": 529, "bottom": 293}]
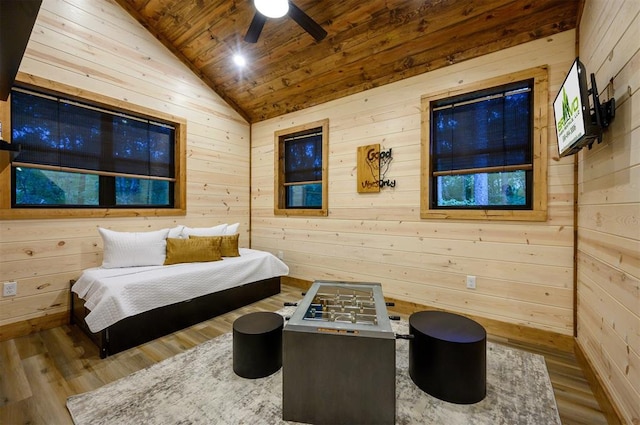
[{"left": 114, "top": 0, "right": 579, "bottom": 123}]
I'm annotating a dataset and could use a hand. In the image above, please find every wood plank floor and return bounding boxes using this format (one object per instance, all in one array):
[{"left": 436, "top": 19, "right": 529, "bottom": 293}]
[{"left": 0, "top": 284, "right": 608, "bottom": 425}]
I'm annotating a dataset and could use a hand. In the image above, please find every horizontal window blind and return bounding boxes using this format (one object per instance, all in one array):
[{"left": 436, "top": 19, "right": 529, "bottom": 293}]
[
  {"left": 284, "top": 130, "right": 322, "bottom": 183},
  {"left": 11, "top": 88, "right": 175, "bottom": 180},
  {"left": 431, "top": 81, "right": 532, "bottom": 174}
]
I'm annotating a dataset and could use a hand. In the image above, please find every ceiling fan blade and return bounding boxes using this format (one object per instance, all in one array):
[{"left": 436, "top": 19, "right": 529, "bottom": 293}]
[
  {"left": 288, "top": 2, "right": 327, "bottom": 42},
  {"left": 244, "top": 12, "right": 267, "bottom": 43}
]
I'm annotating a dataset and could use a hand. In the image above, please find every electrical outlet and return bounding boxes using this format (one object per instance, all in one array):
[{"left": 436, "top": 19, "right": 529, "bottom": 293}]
[
  {"left": 3, "top": 281, "right": 17, "bottom": 297},
  {"left": 466, "top": 275, "right": 476, "bottom": 289},
  {"left": 277, "top": 250, "right": 285, "bottom": 260}
]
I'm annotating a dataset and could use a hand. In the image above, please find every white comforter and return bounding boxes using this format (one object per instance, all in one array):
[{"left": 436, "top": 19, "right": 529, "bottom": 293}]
[{"left": 72, "top": 248, "right": 289, "bottom": 333}]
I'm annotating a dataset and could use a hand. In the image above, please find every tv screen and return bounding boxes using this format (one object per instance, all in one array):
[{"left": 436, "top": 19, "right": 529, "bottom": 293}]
[{"left": 553, "top": 58, "right": 599, "bottom": 157}]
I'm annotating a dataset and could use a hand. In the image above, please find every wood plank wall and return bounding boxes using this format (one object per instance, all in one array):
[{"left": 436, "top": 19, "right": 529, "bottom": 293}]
[
  {"left": 0, "top": 0, "right": 250, "bottom": 336},
  {"left": 251, "top": 31, "right": 577, "bottom": 337},
  {"left": 577, "top": 0, "right": 640, "bottom": 422}
]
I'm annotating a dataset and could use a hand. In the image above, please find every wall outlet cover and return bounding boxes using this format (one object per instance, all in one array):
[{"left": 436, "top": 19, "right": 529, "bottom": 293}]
[
  {"left": 466, "top": 275, "right": 476, "bottom": 289},
  {"left": 3, "top": 281, "right": 17, "bottom": 297}
]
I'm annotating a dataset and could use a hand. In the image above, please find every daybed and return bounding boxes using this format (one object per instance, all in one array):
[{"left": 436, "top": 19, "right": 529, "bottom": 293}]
[{"left": 70, "top": 224, "right": 289, "bottom": 358}]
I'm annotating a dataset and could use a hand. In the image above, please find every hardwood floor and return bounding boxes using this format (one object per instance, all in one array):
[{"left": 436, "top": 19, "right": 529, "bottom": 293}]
[{"left": 0, "top": 284, "right": 608, "bottom": 425}]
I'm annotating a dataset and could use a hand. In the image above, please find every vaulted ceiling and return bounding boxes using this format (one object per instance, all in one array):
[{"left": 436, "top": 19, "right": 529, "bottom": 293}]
[{"left": 113, "top": 0, "right": 579, "bottom": 123}]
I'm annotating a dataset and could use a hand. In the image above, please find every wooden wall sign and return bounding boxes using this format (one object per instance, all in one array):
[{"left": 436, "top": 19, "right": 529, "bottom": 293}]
[
  {"left": 357, "top": 144, "right": 395, "bottom": 193},
  {"left": 357, "top": 144, "right": 380, "bottom": 193}
]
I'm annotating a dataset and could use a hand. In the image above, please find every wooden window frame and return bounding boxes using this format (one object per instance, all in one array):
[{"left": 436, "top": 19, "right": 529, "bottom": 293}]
[
  {"left": 274, "top": 119, "right": 329, "bottom": 217},
  {"left": 0, "top": 73, "right": 186, "bottom": 219},
  {"left": 420, "top": 66, "right": 548, "bottom": 221}
]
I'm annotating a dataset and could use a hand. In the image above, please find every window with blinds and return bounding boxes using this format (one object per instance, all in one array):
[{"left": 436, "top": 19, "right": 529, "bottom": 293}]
[
  {"left": 10, "top": 88, "right": 175, "bottom": 208},
  {"left": 429, "top": 80, "right": 533, "bottom": 209},
  {"left": 283, "top": 131, "right": 323, "bottom": 208},
  {"left": 274, "top": 119, "right": 328, "bottom": 216}
]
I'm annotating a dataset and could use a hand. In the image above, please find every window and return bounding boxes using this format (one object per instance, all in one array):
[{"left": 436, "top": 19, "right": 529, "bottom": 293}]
[
  {"left": 421, "top": 67, "right": 548, "bottom": 221},
  {"left": 274, "top": 119, "right": 328, "bottom": 216},
  {"left": 0, "top": 75, "right": 186, "bottom": 219}
]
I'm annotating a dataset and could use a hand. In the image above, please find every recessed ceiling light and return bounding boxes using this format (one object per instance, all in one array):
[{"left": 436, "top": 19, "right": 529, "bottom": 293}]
[{"left": 233, "top": 54, "right": 247, "bottom": 67}]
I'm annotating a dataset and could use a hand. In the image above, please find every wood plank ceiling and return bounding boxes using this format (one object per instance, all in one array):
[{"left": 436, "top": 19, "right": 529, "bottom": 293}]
[{"left": 114, "top": 0, "right": 579, "bottom": 123}]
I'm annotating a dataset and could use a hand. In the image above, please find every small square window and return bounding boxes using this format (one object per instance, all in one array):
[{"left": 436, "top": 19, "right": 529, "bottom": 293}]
[{"left": 274, "top": 119, "right": 329, "bottom": 216}]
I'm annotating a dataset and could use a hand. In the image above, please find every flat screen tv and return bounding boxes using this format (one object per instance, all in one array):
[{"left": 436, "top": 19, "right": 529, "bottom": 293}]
[{"left": 553, "top": 58, "right": 606, "bottom": 157}]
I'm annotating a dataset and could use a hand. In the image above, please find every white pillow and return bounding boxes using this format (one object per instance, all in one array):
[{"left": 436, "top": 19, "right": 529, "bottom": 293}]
[
  {"left": 98, "top": 227, "right": 169, "bottom": 268},
  {"left": 182, "top": 223, "right": 228, "bottom": 237},
  {"left": 167, "top": 225, "right": 185, "bottom": 239},
  {"left": 225, "top": 222, "right": 239, "bottom": 235}
]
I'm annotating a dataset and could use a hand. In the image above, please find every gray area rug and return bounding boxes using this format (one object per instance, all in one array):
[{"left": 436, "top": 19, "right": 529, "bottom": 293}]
[{"left": 67, "top": 309, "right": 561, "bottom": 424}]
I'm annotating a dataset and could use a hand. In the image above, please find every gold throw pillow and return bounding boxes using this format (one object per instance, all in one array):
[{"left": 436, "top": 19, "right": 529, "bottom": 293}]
[
  {"left": 164, "top": 237, "right": 222, "bottom": 265},
  {"left": 189, "top": 233, "right": 240, "bottom": 257}
]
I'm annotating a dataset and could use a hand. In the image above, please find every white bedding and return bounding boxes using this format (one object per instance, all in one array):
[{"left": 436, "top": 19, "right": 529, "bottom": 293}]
[{"left": 72, "top": 248, "right": 289, "bottom": 333}]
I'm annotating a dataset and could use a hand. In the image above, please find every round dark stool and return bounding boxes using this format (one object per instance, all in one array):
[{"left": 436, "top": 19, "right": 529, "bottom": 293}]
[
  {"left": 409, "top": 310, "right": 486, "bottom": 404},
  {"left": 233, "top": 311, "right": 284, "bottom": 379}
]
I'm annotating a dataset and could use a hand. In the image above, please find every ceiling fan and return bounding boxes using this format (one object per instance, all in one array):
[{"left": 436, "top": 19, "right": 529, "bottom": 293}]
[{"left": 244, "top": 0, "right": 327, "bottom": 43}]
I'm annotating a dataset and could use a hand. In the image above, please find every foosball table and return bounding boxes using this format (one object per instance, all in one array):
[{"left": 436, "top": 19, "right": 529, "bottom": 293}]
[{"left": 282, "top": 280, "right": 396, "bottom": 424}]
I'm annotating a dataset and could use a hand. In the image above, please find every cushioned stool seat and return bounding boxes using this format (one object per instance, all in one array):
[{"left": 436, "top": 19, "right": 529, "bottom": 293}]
[
  {"left": 409, "top": 310, "right": 486, "bottom": 404},
  {"left": 233, "top": 311, "right": 284, "bottom": 379}
]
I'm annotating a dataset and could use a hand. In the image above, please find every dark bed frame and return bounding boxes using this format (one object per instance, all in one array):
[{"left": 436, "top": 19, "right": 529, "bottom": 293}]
[{"left": 70, "top": 277, "right": 281, "bottom": 358}]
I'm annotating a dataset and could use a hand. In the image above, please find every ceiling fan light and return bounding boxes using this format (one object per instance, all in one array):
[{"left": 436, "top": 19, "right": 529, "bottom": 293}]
[{"left": 254, "top": 0, "right": 289, "bottom": 19}]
